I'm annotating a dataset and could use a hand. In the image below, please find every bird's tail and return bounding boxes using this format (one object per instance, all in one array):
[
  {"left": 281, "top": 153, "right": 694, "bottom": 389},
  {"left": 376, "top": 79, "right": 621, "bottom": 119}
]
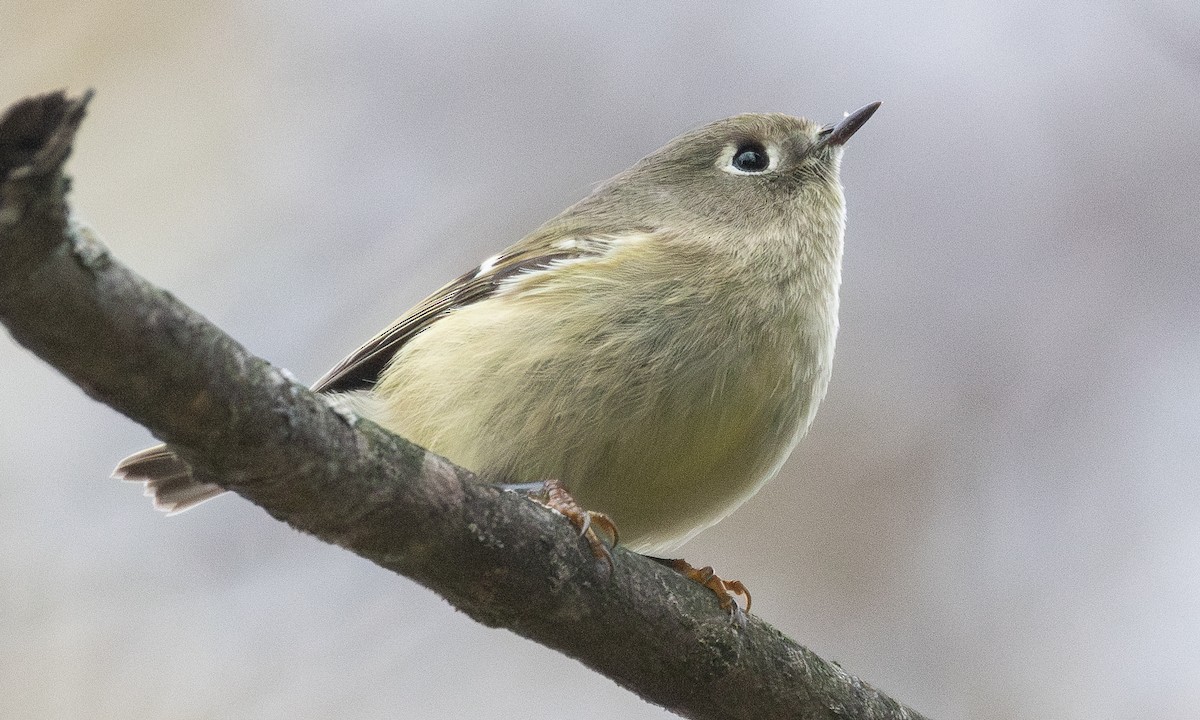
[{"left": 112, "top": 444, "right": 225, "bottom": 514}]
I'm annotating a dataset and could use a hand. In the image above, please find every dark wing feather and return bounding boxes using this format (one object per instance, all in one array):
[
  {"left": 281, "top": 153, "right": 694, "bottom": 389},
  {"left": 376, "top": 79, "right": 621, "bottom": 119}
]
[
  {"left": 116, "top": 231, "right": 642, "bottom": 515},
  {"left": 310, "top": 240, "right": 610, "bottom": 394}
]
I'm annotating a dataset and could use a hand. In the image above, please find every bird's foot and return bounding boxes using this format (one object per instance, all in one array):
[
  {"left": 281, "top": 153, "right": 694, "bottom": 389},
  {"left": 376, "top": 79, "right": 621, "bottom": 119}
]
[
  {"left": 510, "top": 478, "right": 619, "bottom": 575},
  {"left": 655, "top": 557, "right": 751, "bottom": 622}
]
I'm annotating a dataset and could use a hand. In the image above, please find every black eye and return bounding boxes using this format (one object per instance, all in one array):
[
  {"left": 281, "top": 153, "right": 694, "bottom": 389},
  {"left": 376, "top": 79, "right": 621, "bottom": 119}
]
[{"left": 732, "top": 142, "right": 770, "bottom": 173}]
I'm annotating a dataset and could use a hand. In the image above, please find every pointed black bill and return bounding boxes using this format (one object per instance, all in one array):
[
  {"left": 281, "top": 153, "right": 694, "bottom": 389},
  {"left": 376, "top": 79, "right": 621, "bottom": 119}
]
[{"left": 819, "top": 101, "right": 881, "bottom": 147}]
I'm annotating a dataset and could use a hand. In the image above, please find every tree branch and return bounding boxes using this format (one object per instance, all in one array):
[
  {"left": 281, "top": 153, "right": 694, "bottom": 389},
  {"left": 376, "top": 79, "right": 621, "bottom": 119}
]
[{"left": 0, "top": 90, "right": 929, "bottom": 720}]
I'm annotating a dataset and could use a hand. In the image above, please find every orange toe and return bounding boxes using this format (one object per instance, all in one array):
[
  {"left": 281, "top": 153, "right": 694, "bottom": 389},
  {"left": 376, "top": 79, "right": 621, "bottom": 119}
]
[
  {"left": 660, "top": 557, "right": 751, "bottom": 615},
  {"left": 537, "top": 478, "right": 619, "bottom": 575}
]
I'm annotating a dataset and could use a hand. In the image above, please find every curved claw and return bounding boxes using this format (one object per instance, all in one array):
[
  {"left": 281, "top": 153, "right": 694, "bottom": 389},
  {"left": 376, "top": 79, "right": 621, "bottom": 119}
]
[
  {"left": 722, "top": 578, "right": 752, "bottom": 615},
  {"left": 584, "top": 509, "right": 619, "bottom": 547},
  {"left": 535, "top": 478, "right": 619, "bottom": 576},
  {"left": 657, "top": 557, "right": 752, "bottom": 616}
]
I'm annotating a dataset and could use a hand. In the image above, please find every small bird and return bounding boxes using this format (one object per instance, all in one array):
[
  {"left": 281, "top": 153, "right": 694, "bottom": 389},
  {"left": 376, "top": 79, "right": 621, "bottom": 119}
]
[{"left": 116, "top": 102, "right": 880, "bottom": 612}]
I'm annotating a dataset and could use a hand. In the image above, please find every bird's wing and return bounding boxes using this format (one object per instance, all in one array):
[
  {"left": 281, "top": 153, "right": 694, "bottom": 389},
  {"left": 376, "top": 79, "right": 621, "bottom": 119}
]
[{"left": 310, "top": 231, "right": 645, "bottom": 394}]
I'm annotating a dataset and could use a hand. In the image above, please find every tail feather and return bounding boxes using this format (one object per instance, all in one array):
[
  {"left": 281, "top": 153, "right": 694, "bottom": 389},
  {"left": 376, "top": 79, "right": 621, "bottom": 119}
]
[{"left": 112, "top": 444, "right": 226, "bottom": 513}]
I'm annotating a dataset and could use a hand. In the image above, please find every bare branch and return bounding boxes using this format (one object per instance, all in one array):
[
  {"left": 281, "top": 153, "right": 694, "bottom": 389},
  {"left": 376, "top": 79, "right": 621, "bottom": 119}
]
[{"left": 0, "top": 90, "right": 930, "bottom": 720}]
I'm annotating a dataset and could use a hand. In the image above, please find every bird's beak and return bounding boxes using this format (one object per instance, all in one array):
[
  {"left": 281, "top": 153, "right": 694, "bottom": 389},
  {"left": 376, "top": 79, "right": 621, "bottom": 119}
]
[{"left": 818, "top": 101, "right": 881, "bottom": 147}]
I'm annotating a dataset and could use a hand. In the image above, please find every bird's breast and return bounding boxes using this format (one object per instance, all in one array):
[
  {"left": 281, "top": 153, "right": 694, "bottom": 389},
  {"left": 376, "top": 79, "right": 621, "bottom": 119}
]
[{"left": 370, "top": 246, "right": 838, "bottom": 554}]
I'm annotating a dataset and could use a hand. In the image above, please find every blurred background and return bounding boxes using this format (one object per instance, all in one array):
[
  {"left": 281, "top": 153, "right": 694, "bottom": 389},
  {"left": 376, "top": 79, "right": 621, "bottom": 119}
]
[{"left": 3, "top": 1, "right": 1199, "bottom": 718}]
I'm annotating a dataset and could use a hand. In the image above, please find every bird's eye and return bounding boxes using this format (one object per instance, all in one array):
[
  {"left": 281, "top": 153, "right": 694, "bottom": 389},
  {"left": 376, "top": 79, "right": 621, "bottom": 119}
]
[{"left": 729, "top": 142, "right": 772, "bottom": 174}]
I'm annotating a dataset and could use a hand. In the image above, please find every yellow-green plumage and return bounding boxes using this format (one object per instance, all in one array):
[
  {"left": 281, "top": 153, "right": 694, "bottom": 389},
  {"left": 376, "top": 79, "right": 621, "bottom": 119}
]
[
  {"left": 116, "top": 106, "right": 877, "bottom": 557},
  {"left": 359, "top": 226, "right": 840, "bottom": 554}
]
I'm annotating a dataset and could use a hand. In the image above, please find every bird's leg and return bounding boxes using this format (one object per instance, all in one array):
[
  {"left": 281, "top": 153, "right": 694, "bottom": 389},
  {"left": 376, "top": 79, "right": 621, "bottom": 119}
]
[
  {"left": 505, "top": 478, "right": 619, "bottom": 574},
  {"left": 653, "top": 557, "right": 752, "bottom": 617}
]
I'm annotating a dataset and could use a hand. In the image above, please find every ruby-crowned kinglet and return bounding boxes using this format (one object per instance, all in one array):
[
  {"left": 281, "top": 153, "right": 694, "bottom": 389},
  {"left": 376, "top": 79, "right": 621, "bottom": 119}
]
[{"left": 117, "top": 103, "right": 880, "bottom": 560}]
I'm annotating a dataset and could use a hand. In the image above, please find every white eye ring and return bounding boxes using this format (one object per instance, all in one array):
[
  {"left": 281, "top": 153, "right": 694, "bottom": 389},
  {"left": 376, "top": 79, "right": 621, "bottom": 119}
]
[{"left": 718, "top": 141, "right": 780, "bottom": 176}]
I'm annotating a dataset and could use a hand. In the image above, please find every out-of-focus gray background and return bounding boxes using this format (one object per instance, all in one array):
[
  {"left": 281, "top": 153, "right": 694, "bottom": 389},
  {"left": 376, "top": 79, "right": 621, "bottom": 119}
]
[{"left": 3, "top": 1, "right": 1199, "bottom": 718}]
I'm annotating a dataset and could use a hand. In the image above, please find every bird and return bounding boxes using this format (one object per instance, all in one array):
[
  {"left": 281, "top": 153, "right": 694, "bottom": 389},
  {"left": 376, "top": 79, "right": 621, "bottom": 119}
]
[{"left": 115, "top": 102, "right": 880, "bottom": 613}]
